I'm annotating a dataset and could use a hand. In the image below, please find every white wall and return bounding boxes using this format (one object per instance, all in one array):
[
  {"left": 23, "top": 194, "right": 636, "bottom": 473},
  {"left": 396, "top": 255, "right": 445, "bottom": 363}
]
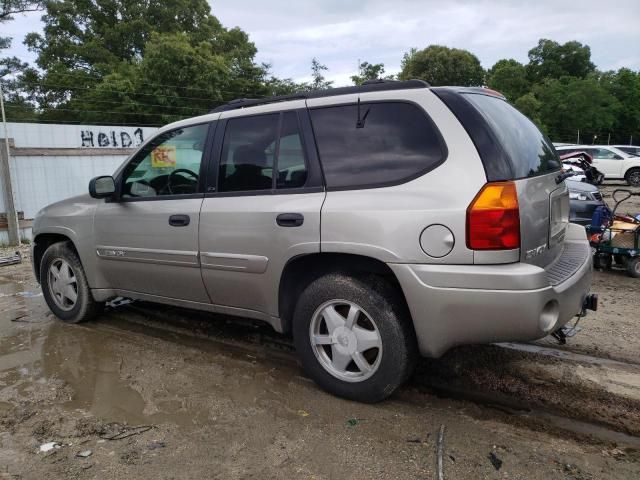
[{"left": 1, "top": 122, "right": 157, "bottom": 219}]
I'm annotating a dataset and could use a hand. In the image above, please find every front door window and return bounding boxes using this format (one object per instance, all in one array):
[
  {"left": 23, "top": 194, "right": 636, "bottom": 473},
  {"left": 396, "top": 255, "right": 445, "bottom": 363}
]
[{"left": 121, "top": 124, "right": 209, "bottom": 198}]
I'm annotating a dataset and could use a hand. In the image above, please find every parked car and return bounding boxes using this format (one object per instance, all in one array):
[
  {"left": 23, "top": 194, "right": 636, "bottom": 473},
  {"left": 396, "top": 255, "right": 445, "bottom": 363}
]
[
  {"left": 31, "top": 80, "right": 596, "bottom": 402},
  {"left": 612, "top": 145, "right": 640, "bottom": 157},
  {"left": 567, "top": 178, "right": 606, "bottom": 225},
  {"left": 560, "top": 151, "right": 604, "bottom": 185},
  {"left": 555, "top": 145, "right": 640, "bottom": 186}
]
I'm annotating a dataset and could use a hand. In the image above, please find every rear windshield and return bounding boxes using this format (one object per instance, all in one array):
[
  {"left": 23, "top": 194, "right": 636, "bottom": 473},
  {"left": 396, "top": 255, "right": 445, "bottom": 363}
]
[{"left": 463, "top": 93, "right": 561, "bottom": 179}]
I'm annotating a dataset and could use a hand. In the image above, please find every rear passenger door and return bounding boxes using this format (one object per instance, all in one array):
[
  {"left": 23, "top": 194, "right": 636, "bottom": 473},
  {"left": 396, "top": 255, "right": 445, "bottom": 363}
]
[{"left": 198, "top": 104, "right": 325, "bottom": 320}]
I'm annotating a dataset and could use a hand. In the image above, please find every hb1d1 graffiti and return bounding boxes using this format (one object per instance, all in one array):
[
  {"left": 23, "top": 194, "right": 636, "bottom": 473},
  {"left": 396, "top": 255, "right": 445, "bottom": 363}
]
[{"left": 80, "top": 128, "right": 145, "bottom": 148}]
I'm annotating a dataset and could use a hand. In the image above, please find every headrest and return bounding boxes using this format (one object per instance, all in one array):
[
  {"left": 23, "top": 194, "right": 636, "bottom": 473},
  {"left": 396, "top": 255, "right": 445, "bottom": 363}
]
[{"left": 233, "top": 145, "right": 268, "bottom": 168}]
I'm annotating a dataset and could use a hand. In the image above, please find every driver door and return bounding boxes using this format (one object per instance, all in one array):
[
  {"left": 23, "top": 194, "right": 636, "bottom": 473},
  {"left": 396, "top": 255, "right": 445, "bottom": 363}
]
[
  {"left": 93, "top": 122, "right": 214, "bottom": 302},
  {"left": 589, "top": 148, "right": 624, "bottom": 178}
]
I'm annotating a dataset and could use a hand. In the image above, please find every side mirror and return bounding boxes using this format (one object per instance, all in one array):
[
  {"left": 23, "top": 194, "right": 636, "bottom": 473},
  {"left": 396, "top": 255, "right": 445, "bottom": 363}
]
[{"left": 89, "top": 176, "right": 116, "bottom": 199}]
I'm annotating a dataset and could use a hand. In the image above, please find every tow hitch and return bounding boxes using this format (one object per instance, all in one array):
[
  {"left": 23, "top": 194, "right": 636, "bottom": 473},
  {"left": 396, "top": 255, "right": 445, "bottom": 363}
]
[{"left": 552, "top": 294, "right": 599, "bottom": 344}]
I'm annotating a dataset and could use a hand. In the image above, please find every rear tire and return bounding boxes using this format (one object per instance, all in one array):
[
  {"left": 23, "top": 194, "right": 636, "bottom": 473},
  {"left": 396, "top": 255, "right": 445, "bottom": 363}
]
[
  {"left": 40, "top": 242, "right": 103, "bottom": 323},
  {"left": 626, "top": 168, "right": 640, "bottom": 187},
  {"left": 292, "top": 272, "right": 417, "bottom": 403},
  {"left": 627, "top": 257, "right": 640, "bottom": 278}
]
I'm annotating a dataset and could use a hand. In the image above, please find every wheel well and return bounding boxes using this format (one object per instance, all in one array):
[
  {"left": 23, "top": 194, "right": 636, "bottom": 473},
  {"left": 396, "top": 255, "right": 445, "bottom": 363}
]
[
  {"left": 32, "top": 233, "right": 78, "bottom": 283},
  {"left": 278, "top": 253, "right": 411, "bottom": 335},
  {"left": 625, "top": 167, "right": 640, "bottom": 178}
]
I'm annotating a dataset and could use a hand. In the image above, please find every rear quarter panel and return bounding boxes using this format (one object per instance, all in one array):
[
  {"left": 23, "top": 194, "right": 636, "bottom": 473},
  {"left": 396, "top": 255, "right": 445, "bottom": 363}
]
[{"left": 310, "top": 89, "right": 486, "bottom": 264}]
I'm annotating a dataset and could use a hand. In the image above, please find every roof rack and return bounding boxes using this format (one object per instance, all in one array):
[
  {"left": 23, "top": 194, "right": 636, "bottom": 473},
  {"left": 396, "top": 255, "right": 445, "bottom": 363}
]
[{"left": 210, "top": 79, "right": 430, "bottom": 113}]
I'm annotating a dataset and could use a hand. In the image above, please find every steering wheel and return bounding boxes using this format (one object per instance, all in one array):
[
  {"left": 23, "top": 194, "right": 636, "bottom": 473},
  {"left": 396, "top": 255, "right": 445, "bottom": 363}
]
[{"left": 167, "top": 168, "right": 199, "bottom": 194}]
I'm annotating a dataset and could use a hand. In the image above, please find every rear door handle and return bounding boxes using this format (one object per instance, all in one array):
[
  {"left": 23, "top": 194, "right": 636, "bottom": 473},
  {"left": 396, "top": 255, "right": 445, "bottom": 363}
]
[
  {"left": 169, "top": 214, "right": 190, "bottom": 227},
  {"left": 276, "top": 213, "right": 304, "bottom": 227}
]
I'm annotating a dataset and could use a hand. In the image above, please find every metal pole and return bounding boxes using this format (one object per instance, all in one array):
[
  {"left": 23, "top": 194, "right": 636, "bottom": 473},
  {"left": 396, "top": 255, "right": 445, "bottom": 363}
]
[
  {"left": 607, "top": 133, "right": 610, "bottom": 145},
  {"left": 577, "top": 130, "right": 580, "bottom": 144},
  {"left": 0, "top": 81, "right": 21, "bottom": 246}
]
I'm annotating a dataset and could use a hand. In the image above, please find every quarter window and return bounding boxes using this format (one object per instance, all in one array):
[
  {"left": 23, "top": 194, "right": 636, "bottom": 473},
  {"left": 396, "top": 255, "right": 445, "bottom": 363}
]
[
  {"left": 309, "top": 102, "right": 446, "bottom": 189},
  {"left": 121, "top": 124, "right": 208, "bottom": 198}
]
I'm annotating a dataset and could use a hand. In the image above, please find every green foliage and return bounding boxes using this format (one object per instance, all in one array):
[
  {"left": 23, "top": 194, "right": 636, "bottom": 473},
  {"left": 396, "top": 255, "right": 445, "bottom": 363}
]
[
  {"left": 14, "top": 0, "right": 268, "bottom": 124},
  {"left": 526, "top": 39, "right": 595, "bottom": 83},
  {"left": 486, "top": 59, "right": 529, "bottom": 102},
  {"left": 309, "top": 58, "right": 333, "bottom": 90},
  {"left": 351, "top": 61, "right": 393, "bottom": 85},
  {"left": 534, "top": 76, "right": 619, "bottom": 141},
  {"left": 488, "top": 41, "right": 636, "bottom": 144},
  {"left": 399, "top": 45, "right": 484, "bottom": 86}
]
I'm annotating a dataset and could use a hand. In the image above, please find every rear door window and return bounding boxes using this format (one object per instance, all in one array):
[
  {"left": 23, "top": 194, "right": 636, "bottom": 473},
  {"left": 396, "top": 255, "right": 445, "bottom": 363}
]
[
  {"left": 462, "top": 93, "right": 561, "bottom": 179},
  {"left": 309, "top": 102, "right": 446, "bottom": 189},
  {"left": 218, "top": 111, "right": 309, "bottom": 192}
]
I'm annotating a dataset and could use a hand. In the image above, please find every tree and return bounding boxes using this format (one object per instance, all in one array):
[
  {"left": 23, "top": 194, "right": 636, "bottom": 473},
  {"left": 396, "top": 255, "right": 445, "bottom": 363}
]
[
  {"left": 308, "top": 58, "right": 333, "bottom": 90},
  {"left": 486, "top": 59, "right": 530, "bottom": 102},
  {"left": 19, "top": 0, "right": 267, "bottom": 123},
  {"left": 351, "top": 61, "right": 393, "bottom": 85},
  {"left": 600, "top": 68, "right": 640, "bottom": 144},
  {"left": 526, "top": 39, "right": 595, "bottom": 83},
  {"left": 398, "top": 45, "right": 484, "bottom": 86},
  {"left": 1, "top": 1, "right": 43, "bottom": 120},
  {"left": 534, "top": 76, "right": 619, "bottom": 142},
  {"left": 514, "top": 92, "right": 543, "bottom": 129}
]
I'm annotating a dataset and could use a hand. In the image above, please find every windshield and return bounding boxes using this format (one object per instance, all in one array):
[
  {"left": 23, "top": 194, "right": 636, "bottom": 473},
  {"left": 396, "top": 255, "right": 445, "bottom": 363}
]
[{"left": 464, "top": 93, "right": 561, "bottom": 179}]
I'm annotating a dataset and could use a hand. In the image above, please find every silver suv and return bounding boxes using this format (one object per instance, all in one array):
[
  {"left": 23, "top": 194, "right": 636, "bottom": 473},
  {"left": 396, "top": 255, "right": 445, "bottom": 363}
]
[{"left": 32, "top": 80, "right": 595, "bottom": 402}]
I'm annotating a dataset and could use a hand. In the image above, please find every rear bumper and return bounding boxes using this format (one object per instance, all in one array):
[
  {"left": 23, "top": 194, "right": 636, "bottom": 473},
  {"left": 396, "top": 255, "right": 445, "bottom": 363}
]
[{"left": 389, "top": 223, "right": 593, "bottom": 357}]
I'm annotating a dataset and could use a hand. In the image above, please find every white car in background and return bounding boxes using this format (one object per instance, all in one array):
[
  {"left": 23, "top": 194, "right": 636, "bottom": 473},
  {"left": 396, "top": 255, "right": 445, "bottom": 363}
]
[{"left": 555, "top": 145, "right": 640, "bottom": 187}]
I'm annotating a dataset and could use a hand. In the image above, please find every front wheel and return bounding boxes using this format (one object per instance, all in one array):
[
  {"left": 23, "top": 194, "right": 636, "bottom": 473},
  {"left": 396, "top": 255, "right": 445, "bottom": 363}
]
[
  {"left": 292, "top": 273, "right": 417, "bottom": 402},
  {"left": 40, "top": 242, "right": 103, "bottom": 323}
]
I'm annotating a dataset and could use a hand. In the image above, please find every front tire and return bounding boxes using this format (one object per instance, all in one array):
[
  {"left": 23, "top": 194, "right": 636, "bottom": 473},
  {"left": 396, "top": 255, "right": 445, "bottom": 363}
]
[
  {"left": 40, "top": 242, "right": 102, "bottom": 323},
  {"left": 292, "top": 273, "right": 417, "bottom": 402}
]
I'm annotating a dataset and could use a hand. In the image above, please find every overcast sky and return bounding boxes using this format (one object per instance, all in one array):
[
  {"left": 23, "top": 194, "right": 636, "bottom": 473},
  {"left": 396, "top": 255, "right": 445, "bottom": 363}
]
[{"left": 4, "top": 0, "right": 640, "bottom": 85}]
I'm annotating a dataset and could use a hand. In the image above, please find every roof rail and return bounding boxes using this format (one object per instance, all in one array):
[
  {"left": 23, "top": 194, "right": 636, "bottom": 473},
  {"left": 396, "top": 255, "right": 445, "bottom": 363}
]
[{"left": 210, "top": 79, "right": 430, "bottom": 113}]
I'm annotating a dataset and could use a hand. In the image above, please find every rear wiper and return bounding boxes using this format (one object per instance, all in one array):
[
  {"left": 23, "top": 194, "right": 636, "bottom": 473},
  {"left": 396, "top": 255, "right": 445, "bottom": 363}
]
[
  {"left": 356, "top": 97, "right": 371, "bottom": 128},
  {"left": 556, "top": 171, "right": 576, "bottom": 184}
]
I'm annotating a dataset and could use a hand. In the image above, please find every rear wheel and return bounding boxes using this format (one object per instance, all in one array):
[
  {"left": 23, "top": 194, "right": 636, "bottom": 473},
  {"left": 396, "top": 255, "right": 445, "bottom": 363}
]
[
  {"left": 40, "top": 242, "right": 103, "bottom": 323},
  {"left": 627, "top": 257, "right": 640, "bottom": 278},
  {"left": 292, "top": 272, "right": 417, "bottom": 402},
  {"left": 626, "top": 168, "right": 640, "bottom": 187}
]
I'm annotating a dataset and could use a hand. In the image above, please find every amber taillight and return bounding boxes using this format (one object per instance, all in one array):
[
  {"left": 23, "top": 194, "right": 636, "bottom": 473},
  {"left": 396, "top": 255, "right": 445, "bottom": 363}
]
[{"left": 466, "top": 181, "right": 520, "bottom": 250}]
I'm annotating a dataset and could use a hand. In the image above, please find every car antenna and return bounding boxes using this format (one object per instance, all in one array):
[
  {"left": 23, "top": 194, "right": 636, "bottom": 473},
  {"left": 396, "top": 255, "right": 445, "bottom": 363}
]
[{"left": 356, "top": 97, "right": 370, "bottom": 128}]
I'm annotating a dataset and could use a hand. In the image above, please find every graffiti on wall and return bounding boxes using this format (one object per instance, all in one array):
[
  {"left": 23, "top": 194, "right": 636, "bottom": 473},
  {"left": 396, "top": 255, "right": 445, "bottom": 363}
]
[{"left": 80, "top": 128, "right": 145, "bottom": 148}]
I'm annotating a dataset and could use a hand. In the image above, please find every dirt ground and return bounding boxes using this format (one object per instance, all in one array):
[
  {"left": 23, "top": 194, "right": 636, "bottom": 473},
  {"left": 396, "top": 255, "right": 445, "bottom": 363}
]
[{"left": 1, "top": 181, "right": 640, "bottom": 479}]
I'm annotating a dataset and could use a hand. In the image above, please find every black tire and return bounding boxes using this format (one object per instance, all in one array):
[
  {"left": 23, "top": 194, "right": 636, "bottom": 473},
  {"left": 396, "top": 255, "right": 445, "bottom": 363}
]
[
  {"left": 625, "top": 168, "right": 640, "bottom": 187},
  {"left": 627, "top": 257, "right": 640, "bottom": 278},
  {"left": 292, "top": 272, "right": 417, "bottom": 403},
  {"left": 594, "top": 253, "right": 612, "bottom": 270},
  {"left": 40, "top": 241, "right": 103, "bottom": 323}
]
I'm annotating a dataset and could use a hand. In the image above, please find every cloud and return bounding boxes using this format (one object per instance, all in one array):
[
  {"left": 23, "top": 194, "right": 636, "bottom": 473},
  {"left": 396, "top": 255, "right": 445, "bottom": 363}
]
[{"left": 3, "top": 0, "right": 639, "bottom": 85}]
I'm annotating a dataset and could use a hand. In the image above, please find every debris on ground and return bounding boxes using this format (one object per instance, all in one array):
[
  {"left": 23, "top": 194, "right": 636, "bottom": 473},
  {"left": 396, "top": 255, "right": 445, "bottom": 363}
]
[
  {"left": 436, "top": 424, "right": 445, "bottom": 480},
  {"left": 147, "top": 441, "right": 166, "bottom": 450},
  {"left": 602, "top": 447, "right": 627, "bottom": 459},
  {"left": 488, "top": 451, "right": 503, "bottom": 470},
  {"left": 38, "top": 442, "right": 60, "bottom": 453},
  {"left": 346, "top": 418, "right": 359, "bottom": 427},
  {"left": 0, "top": 251, "right": 21, "bottom": 267},
  {"left": 76, "top": 450, "right": 92, "bottom": 458},
  {"left": 100, "top": 425, "right": 153, "bottom": 441}
]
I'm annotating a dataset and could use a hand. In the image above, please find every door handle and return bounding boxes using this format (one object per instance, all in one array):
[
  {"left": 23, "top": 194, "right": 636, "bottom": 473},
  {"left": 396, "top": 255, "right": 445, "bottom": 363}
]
[
  {"left": 169, "top": 214, "right": 190, "bottom": 227},
  {"left": 276, "top": 213, "right": 304, "bottom": 227}
]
